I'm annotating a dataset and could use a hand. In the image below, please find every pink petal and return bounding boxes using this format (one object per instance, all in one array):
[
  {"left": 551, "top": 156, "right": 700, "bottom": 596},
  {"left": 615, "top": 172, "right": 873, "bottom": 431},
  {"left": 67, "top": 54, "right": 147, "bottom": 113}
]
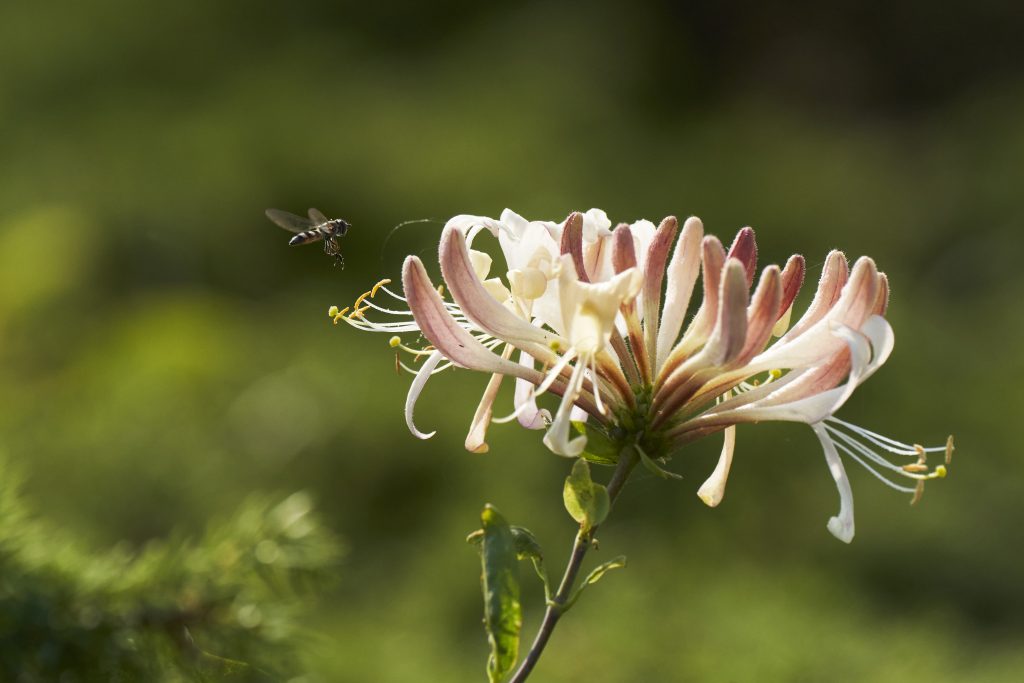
[
  {"left": 440, "top": 226, "right": 560, "bottom": 360},
  {"left": 560, "top": 212, "right": 589, "bottom": 282},
  {"left": 403, "top": 256, "right": 534, "bottom": 378},
  {"left": 726, "top": 226, "right": 758, "bottom": 288},
  {"left": 778, "top": 254, "right": 806, "bottom": 321},
  {"left": 642, "top": 216, "right": 679, "bottom": 369}
]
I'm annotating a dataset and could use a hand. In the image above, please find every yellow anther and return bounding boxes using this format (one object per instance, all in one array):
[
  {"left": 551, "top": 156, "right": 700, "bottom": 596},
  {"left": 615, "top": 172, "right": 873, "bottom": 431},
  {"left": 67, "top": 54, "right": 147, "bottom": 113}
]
[
  {"left": 436, "top": 284, "right": 445, "bottom": 297},
  {"left": 901, "top": 463, "right": 928, "bottom": 473},
  {"left": 352, "top": 290, "right": 372, "bottom": 312},
  {"left": 348, "top": 306, "right": 369, "bottom": 320},
  {"left": 371, "top": 278, "right": 391, "bottom": 298},
  {"left": 389, "top": 336, "right": 401, "bottom": 348},
  {"left": 945, "top": 435, "right": 955, "bottom": 464},
  {"left": 332, "top": 306, "right": 350, "bottom": 325},
  {"left": 328, "top": 305, "right": 340, "bottom": 317},
  {"left": 394, "top": 351, "right": 401, "bottom": 374}
]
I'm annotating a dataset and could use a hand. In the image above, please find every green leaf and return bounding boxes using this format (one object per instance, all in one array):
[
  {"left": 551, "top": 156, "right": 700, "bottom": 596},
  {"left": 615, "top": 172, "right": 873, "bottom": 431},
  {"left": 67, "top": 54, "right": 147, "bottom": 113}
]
[
  {"left": 509, "top": 525, "right": 550, "bottom": 600},
  {"left": 636, "top": 445, "right": 683, "bottom": 480},
  {"left": 571, "top": 421, "right": 620, "bottom": 465},
  {"left": 564, "top": 555, "right": 627, "bottom": 610},
  {"left": 478, "top": 505, "right": 522, "bottom": 683},
  {"left": 468, "top": 525, "right": 551, "bottom": 599},
  {"left": 563, "top": 459, "right": 611, "bottom": 532}
]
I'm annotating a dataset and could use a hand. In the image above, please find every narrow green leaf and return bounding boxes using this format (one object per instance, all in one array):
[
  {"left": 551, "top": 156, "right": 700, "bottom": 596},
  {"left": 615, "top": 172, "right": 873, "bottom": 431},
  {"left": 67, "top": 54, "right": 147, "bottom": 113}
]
[
  {"left": 582, "top": 555, "right": 627, "bottom": 587},
  {"left": 468, "top": 525, "right": 550, "bottom": 599},
  {"left": 479, "top": 505, "right": 521, "bottom": 683},
  {"left": 564, "top": 555, "right": 627, "bottom": 610},
  {"left": 636, "top": 445, "right": 683, "bottom": 480},
  {"left": 562, "top": 459, "right": 611, "bottom": 532}
]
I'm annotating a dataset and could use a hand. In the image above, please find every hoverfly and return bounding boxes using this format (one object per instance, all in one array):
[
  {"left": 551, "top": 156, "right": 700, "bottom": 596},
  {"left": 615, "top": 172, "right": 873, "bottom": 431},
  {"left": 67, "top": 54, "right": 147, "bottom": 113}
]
[{"left": 265, "top": 207, "right": 350, "bottom": 267}]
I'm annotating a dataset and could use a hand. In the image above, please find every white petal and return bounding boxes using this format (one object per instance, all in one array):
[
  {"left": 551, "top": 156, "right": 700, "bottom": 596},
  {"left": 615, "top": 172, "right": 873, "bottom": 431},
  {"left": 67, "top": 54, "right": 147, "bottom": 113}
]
[
  {"left": 405, "top": 350, "right": 444, "bottom": 439},
  {"left": 515, "top": 351, "right": 550, "bottom": 430},
  {"left": 465, "top": 371, "right": 506, "bottom": 453},
  {"left": 656, "top": 216, "right": 704, "bottom": 369},
  {"left": 814, "top": 423, "right": 856, "bottom": 543},
  {"left": 697, "top": 425, "right": 736, "bottom": 507},
  {"left": 570, "top": 404, "right": 590, "bottom": 423},
  {"left": 543, "top": 363, "right": 588, "bottom": 458}
]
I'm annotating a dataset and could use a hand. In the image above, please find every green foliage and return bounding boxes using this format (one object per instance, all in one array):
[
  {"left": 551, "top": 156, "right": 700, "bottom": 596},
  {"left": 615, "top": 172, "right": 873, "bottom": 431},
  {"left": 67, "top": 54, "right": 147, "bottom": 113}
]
[
  {"left": 475, "top": 505, "right": 522, "bottom": 683},
  {"left": 564, "top": 556, "right": 628, "bottom": 611},
  {"left": 0, "top": 460, "right": 341, "bottom": 682},
  {"left": 571, "top": 421, "right": 620, "bottom": 465},
  {"left": 635, "top": 444, "right": 683, "bottom": 480},
  {"left": 469, "top": 524, "right": 550, "bottom": 601},
  {"left": 562, "top": 459, "right": 610, "bottom": 532}
]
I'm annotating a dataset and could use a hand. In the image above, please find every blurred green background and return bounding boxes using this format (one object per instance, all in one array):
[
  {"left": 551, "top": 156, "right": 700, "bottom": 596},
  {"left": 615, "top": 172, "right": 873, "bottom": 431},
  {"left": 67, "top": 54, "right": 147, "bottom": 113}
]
[{"left": 2, "top": 1, "right": 1022, "bottom": 680}]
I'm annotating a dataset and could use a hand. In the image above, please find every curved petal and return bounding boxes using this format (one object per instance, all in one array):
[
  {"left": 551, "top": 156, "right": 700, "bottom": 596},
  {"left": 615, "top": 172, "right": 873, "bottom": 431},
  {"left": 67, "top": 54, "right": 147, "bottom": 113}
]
[
  {"left": 440, "top": 226, "right": 561, "bottom": 359},
  {"left": 515, "top": 351, "right": 551, "bottom": 430},
  {"left": 814, "top": 423, "right": 856, "bottom": 543},
  {"left": 405, "top": 350, "right": 444, "bottom": 439},
  {"left": 697, "top": 425, "right": 736, "bottom": 507},
  {"left": 543, "top": 363, "right": 589, "bottom": 457},
  {"left": 403, "top": 256, "right": 536, "bottom": 379}
]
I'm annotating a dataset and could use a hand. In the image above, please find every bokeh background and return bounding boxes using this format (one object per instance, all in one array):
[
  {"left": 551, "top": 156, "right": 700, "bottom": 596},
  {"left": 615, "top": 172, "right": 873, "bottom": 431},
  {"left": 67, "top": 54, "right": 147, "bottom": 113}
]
[{"left": 2, "top": 1, "right": 1023, "bottom": 680}]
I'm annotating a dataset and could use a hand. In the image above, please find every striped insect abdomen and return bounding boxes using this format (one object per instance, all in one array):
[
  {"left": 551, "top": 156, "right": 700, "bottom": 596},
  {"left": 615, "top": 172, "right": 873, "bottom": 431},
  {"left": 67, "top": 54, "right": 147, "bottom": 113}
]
[{"left": 288, "top": 229, "right": 323, "bottom": 246}]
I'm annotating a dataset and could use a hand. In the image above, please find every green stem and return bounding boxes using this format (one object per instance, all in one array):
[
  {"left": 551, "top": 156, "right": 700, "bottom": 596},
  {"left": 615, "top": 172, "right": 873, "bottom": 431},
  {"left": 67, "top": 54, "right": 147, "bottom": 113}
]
[{"left": 508, "top": 448, "right": 638, "bottom": 683}]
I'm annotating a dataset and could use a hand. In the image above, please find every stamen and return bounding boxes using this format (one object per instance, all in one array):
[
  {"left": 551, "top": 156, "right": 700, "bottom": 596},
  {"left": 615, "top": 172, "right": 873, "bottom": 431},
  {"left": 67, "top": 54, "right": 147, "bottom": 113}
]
[
  {"left": 945, "top": 435, "right": 955, "bottom": 464},
  {"left": 371, "top": 278, "right": 392, "bottom": 297},
  {"left": 352, "top": 289, "right": 373, "bottom": 312},
  {"left": 332, "top": 307, "right": 350, "bottom": 325}
]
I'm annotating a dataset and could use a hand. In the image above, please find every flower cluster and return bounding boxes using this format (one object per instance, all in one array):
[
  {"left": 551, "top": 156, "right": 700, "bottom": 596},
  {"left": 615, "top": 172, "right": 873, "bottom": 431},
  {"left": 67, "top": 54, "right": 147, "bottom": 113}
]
[{"left": 334, "top": 209, "right": 951, "bottom": 542}]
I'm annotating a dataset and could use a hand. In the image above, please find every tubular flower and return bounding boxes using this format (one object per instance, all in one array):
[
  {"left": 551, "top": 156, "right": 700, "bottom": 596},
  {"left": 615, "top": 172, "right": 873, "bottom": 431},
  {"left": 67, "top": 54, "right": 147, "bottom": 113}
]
[{"left": 336, "top": 210, "right": 952, "bottom": 542}]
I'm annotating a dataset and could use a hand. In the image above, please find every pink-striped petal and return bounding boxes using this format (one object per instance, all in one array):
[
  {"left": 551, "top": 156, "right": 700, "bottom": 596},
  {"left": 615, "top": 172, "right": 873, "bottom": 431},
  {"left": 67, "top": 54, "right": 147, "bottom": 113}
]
[
  {"left": 440, "top": 226, "right": 560, "bottom": 360},
  {"left": 656, "top": 216, "right": 704, "bottom": 369},
  {"left": 642, "top": 216, "right": 679, "bottom": 369}
]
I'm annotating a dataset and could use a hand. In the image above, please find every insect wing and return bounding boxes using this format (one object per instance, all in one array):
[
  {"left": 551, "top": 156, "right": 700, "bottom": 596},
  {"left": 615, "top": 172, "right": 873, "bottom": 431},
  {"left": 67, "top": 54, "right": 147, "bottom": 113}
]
[
  {"left": 266, "top": 208, "right": 314, "bottom": 233},
  {"left": 307, "top": 207, "right": 329, "bottom": 225}
]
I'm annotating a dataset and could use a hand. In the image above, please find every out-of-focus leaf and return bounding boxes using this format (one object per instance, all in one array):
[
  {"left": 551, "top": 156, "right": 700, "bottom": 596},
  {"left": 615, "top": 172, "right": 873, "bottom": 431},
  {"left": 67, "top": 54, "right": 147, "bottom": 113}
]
[
  {"left": 637, "top": 445, "right": 682, "bottom": 480},
  {"left": 563, "top": 459, "right": 610, "bottom": 532},
  {"left": 478, "top": 504, "right": 521, "bottom": 683}
]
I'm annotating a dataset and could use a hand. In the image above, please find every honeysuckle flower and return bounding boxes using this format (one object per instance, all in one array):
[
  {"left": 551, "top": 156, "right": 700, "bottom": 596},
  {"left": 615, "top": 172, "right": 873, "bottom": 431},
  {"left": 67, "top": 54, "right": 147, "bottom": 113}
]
[{"left": 335, "top": 209, "right": 952, "bottom": 542}]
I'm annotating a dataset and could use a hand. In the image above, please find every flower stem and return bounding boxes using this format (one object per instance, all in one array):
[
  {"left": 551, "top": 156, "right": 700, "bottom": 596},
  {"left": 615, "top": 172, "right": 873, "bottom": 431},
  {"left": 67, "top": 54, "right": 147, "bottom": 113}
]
[{"left": 508, "top": 448, "right": 638, "bottom": 683}]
